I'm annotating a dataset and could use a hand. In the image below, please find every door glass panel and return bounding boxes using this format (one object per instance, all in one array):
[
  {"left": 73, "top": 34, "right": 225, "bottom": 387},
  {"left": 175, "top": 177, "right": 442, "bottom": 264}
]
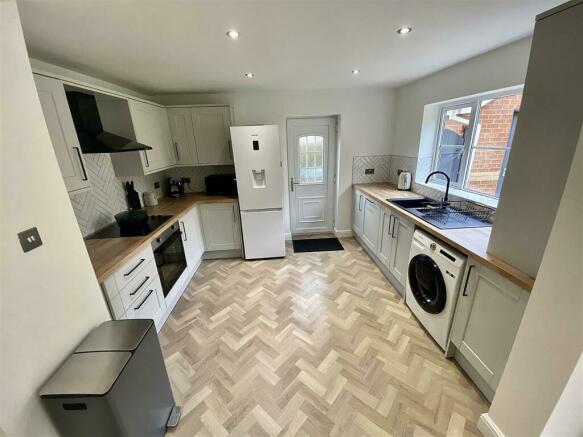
[{"left": 299, "top": 135, "right": 324, "bottom": 184}]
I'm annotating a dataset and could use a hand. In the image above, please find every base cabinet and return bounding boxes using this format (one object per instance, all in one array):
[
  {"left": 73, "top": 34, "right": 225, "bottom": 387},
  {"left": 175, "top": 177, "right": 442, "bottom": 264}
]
[
  {"left": 450, "top": 260, "right": 529, "bottom": 398},
  {"left": 378, "top": 208, "right": 414, "bottom": 287},
  {"left": 352, "top": 189, "right": 365, "bottom": 237},
  {"left": 180, "top": 206, "right": 205, "bottom": 271},
  {"left": 362, "top": 197, "right": 381, "bottom": 252},
  {"left": 200, "top": 203, "right": 242, "bottom": 252}
]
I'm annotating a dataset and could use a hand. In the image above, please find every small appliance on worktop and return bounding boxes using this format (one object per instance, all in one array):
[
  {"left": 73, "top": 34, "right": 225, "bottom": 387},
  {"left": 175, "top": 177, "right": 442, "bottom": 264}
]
[{"left": 205, "top": 173, "right": 237, "bottom": 196}]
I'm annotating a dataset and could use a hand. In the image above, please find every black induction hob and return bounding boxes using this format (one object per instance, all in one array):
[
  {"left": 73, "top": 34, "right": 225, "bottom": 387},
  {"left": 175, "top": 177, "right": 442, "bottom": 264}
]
[{"left": 85, "top": 215, "right": 172, "bottom": 240}]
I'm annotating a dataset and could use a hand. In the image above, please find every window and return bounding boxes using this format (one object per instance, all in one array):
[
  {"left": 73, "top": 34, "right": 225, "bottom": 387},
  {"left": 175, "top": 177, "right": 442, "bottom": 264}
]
[
  {"left": 299, "top": 135, "right": 324, "bottom": 184},
  {"left": 432, "top": 91, "right": 522, "bottom": 199}
]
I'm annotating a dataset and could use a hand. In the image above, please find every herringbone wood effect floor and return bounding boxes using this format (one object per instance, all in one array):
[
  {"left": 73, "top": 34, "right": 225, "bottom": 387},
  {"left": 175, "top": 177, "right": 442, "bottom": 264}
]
[{"left": 160, "top": 238, "right": 488, "bottom": 437}]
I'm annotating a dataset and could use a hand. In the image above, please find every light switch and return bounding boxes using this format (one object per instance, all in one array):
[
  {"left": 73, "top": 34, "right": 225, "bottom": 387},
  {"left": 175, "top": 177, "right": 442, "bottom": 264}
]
[{"left": 18, "top": 227, "right": 43, "bottom": 253}]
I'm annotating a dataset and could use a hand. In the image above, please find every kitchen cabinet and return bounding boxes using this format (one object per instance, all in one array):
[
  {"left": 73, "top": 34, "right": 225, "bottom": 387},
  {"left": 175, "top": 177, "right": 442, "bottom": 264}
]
[
  {"left": 101, "top": 246, "right": 166, "bottom": 330},
  {"left": 190, "top": 106, "right": 233, "bottom": 165},
  {"left": 200, "top": 202, "right": 241, "bottom": 251},
  {"left": 180, "top": 206, "right": 205, "bottom": 271},
  {"left": 352, "top": 189, "right": 365, "bottom": 237},
  {"left": 378, "top": 208, "right": 414, "bottom": 287},
  {"left": 362, "top": 197, "right": 381, "bottom": 253},
  {"left": 168, "top": 107, "right": 198, "bottom": 165},
  {"left": 450, "top": 260, "right": 529, "bottom": 399},
  {"left": 111, "top": 100, "right": 175, "bottom": 175},
  {"left": 33, "top": 74, "right": 90, "bottom": 193},
  {"left": 386, "top": 211, "right": 414, "bottom": 285}
]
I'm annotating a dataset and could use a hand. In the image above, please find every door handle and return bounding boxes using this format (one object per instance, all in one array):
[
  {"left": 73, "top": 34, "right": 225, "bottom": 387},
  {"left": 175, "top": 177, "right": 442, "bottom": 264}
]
[
  {"left": 290, "top": 177, "right": 295, "bottom": 192},
  {"left": 174, "top": 142, "right": 180, "bottom": 161},
  {"left": 180, "top": 221, "right": 187, "bottom": 241},
  {"left": 134, "top": 289, "right": 154, "bottom": 311},
  {"left": 462, "top": 265, "right": 475, "bottom": 296},
  {"left": 74, "top": 147, "right": 88, "bottom": 181}
]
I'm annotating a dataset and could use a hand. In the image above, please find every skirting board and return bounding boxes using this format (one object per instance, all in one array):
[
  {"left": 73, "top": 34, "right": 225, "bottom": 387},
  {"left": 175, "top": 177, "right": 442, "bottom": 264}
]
[
  {"left": 204, "top": 249, "right": 242, "bottom": 260},
  {"left": 478, "top": 414, "right": 505, "bottom": 437},
  {"left": 334, "top": 229, "right": 353, "bottom": 238},
  {"left": 353, "top": 232, "right": 405, "bottom": 297}
]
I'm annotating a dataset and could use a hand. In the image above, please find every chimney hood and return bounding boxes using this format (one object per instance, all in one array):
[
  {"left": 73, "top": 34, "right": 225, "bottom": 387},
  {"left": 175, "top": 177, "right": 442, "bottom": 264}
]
[{"left": 66, "top": 91, "right": 152, "bottom": 154}]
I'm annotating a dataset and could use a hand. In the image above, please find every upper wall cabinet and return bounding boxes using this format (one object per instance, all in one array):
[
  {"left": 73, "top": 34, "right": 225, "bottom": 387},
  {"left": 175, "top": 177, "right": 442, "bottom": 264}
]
[
  {"left": 168, "top": 105, "right": 233, "bottom": 167},
  {"left": 33, "top": 74, "right": 90, "bottom": 194},
  {"left": 110, "top": 100, "right": 176, "bottom": 176},
  {"left": 167, "top": 108, "right": 198, "bottom": 166}
]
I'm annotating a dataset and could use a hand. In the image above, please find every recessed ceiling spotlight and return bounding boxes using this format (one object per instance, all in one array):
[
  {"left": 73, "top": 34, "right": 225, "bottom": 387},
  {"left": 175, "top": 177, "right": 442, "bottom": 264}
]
[
  {"left": 244, "top": 72, "right": 254, "bottom": 78},
  {"left": 396, "top": 26, "right": 413, "bottom": 35},
  {"left": 352, "top": 69, "right": 360, "bottom": 75},
  {"left": 226, "top": 29, "right": 239, "bottom": 40}
]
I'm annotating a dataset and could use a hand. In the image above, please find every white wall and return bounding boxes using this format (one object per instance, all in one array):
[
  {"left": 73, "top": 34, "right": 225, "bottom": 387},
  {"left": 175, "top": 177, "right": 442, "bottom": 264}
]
[
  {"left": 482, "top": 125, "right": 582, "bottom": 436},
  {"left": 390, "top": 37, "right": 532, "bottom": 158},
  {"left": 155, "top": 88, "right": 396, "bottom": 234},
  {"left": 0, "top": 2, "right": 110, "bottom": 435}
]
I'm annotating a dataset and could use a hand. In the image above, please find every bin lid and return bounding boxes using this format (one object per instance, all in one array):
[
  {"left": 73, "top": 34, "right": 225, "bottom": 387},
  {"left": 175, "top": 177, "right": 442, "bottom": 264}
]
[
  {"left": 40, "top": 351, "right": 131, "bottom": 398},
  {"left": 75, "top": 319, "right": 152, "bottom": 353}
]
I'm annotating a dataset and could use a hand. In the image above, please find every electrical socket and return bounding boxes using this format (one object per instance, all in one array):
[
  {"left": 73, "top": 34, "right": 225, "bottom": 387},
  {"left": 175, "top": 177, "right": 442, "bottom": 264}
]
[{"left": 364, "top": 168, "right": 375, "bottom": 175}]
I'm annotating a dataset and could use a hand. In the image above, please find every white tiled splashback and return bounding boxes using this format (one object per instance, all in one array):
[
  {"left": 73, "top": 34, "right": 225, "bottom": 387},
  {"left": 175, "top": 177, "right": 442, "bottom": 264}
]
[
  {"left": 352, "top": 155, "right": 391, "bottom": 183},
  {"left": 354, "top": 153, "right": 477, "bottom": 204},
  {"left": 69, "top": 153, "right": 234, "bottom": 237}
]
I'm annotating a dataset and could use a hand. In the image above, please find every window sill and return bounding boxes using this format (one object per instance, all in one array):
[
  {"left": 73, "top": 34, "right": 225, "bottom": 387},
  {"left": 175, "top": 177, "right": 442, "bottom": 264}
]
[{"left": 417, "top": 181, "right": 499, "bottom": 208}]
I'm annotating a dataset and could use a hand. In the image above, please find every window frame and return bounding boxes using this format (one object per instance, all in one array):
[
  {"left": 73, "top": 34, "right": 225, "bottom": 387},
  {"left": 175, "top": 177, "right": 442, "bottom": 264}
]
[{"left": 430, "top": 87, "right": 523, "bottom": 200}]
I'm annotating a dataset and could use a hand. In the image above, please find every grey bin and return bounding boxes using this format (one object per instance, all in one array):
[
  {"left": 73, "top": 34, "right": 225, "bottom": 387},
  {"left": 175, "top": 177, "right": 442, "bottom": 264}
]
[{"left": 40, "top": 319, "right": 179, "bottom": 437}]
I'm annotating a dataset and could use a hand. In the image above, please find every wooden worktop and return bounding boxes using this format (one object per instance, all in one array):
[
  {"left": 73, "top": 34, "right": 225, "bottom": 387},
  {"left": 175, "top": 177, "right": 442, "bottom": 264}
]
[
  {"left": 353, "top": 183, "right": 535, "bottom": 291},
  {"left": 84, "top": 193, "right": 237, "bottom": 283}
]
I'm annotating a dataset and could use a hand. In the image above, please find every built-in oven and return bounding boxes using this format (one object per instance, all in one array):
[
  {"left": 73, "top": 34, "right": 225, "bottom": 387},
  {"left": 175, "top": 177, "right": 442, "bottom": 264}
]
[{"left": 152, "top": 222, "right": 187, "bottom": 297}]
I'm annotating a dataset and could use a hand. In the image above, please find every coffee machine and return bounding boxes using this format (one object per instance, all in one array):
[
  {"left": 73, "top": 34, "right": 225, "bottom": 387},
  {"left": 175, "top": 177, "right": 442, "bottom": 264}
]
[{"left": 167, "top": 178, "right": 185, "bottom": 198}]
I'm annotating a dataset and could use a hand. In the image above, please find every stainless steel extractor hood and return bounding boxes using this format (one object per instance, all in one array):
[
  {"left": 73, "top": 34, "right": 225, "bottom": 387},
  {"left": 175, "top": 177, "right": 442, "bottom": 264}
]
[{"left": 66, "top": 91, "right": 152, "bottom": 154}]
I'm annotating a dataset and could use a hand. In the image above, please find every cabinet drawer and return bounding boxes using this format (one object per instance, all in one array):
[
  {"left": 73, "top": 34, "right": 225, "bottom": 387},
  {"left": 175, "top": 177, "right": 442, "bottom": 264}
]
[
  {"left": 112, "top": 246, "right": 155, "bottom": 290},
  {"left": 119, "top": 260, "right": 158, "bottom": 310},
  {"left": 125, "top": 282, "right": 163, "bottom": 320}
]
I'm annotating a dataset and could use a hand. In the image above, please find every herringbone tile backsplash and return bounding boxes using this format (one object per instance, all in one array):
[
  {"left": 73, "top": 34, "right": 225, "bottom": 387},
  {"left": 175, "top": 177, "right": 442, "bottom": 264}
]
[
  {"left": 69, "top": 153, "right": 234, "bottom": 237},
  {"left": 352, "top": 155, "right": 391, "bottom": 183}
]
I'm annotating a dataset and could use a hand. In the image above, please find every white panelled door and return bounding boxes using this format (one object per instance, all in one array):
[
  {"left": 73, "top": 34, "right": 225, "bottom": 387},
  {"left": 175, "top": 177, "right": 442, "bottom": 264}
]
[{"left": 287, "top": 118, "right": 336, "bottom": 234}]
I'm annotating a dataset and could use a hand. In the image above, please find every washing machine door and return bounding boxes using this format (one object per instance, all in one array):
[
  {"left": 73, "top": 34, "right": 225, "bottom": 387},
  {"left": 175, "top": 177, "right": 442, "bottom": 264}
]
[{"left": 408, "top": 254, "right": 447, "bottom": 314}]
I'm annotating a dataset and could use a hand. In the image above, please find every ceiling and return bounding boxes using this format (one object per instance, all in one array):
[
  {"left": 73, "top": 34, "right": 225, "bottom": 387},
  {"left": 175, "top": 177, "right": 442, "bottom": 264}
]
[{"left": 17, "top": 0, "right": 561, "bottom": 95}]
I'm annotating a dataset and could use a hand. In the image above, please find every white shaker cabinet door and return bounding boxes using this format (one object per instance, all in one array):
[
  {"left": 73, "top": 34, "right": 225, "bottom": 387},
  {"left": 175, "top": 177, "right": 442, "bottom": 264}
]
[
  {"left": 352, "top": 190, "right": 365, "bottom": 237},
  {"left": 190, "top": 106, "right": 233, "bottom": 165},
  {"left": 168, "top": 107, "right": 198, "bottom": 165},
  {"left": 450, "top": 261, "right": 529, "bottom": 393},
  {"left": 33, "top": 74, "right": 90, "bottom": 193},
  {"left": 362, "top": 197, "right": 381, "bottom": 254},
  {"left": 387, "top": 213, "right": 414, "bottom": 286},
  {"left": 128, "top": 100, "right": 175, "bottom": 173},
  {"left": 180, "top": 206, "right": 205, "bottom": 271},
  {"left": 200, "top": 203, "right": 241, "bottom": 251}
]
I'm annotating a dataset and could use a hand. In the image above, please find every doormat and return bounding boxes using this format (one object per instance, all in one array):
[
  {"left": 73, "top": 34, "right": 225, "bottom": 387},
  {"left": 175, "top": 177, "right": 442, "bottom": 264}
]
[{"left": 292, "top": 237, "right": 344, "bottom": 253}]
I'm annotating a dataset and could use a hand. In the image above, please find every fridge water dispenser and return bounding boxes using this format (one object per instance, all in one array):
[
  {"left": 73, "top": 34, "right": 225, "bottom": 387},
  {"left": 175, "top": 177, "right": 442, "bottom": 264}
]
[{"left": 252, "top": 169, "right": 266, "bottom": 188}]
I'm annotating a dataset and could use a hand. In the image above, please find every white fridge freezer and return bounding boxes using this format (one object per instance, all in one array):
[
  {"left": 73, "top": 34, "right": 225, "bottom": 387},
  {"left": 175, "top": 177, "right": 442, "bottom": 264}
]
[{"left": 230, "top": 125, "right": 285, "bottom": 259}]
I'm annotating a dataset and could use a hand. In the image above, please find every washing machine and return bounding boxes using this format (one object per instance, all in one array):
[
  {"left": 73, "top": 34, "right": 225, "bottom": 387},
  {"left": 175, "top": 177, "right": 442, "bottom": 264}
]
[{"left": 405, "top": 229, "right": 467, "bottom": 350}]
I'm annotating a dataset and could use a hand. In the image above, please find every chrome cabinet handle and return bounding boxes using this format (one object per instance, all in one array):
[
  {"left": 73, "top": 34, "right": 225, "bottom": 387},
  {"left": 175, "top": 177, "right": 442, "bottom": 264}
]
[
  {"left": 180, "top": 221, "right": 188, "bottom": 241},
  {"left": 387, "top": 215, "right": 393, "bottom": 236},
  {"left": 143, "top": 150, "right": 150, "bottom": 167},
  {"left": 74, "top": 147, "right": 88, "bottom": 181},
  {"left": 462, "top": 265, "right": 475, "bottom": 296},
  {"left": 134, "top": 289, "right": 154, "bottom": 310},
  {"left": 391, "top": 216, "right": 398, "bottom": 239},
  {"left": 174, "top": 142, "right": 180, "bottom": 161},
  {"left": 130, "top": 276, "right": 150, "bottom": 296},
  {"left": 124, "top": 258, "right": 145, "bottom": 277}
]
